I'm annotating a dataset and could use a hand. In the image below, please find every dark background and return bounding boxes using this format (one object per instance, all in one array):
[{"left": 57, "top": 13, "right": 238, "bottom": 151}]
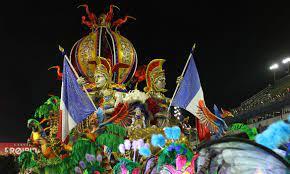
[{"left": 0, "top": 0, "right": 290, "bottom": 142}]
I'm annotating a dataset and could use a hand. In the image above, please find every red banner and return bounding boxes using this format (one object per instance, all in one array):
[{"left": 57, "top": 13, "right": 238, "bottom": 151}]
[{"left": 0, "top": 143, "right": 38, "bottom": 155}]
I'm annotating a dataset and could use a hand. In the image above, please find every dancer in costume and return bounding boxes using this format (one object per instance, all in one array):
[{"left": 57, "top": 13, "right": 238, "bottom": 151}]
[
  {"left": 123, "top": 89, "right": 149, "bottom": 129},
  {"left": 27, "top": 119, "right": 57, "bottom": 159},
  {"left": 144, "top": 59, "right": 171, "bottom": 127},
  {"left": 78, "top": 57, "right": 128, "bottom": 122}
]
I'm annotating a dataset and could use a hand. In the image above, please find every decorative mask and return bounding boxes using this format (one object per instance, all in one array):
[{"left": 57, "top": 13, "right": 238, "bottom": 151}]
[{"left": 144, "top": 59, "right": 167, "bottom": 93}]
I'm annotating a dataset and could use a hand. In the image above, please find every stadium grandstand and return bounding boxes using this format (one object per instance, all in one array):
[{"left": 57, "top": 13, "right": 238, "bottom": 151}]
[{"left": 227, "top": 74, "right": 290, "bottom": 131}]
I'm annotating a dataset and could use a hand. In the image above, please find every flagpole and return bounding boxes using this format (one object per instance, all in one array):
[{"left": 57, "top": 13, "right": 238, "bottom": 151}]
[
  {"left": 59, "top": 46, "right": 98, "bottom": 111},
  {"left": 169, "top": 43, "right": 196, "bottom": 108}
]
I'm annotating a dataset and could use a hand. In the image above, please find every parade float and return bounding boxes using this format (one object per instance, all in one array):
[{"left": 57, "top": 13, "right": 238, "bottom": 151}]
[{"left": 18, "top": 4, "right": 289, "bottom": 174}]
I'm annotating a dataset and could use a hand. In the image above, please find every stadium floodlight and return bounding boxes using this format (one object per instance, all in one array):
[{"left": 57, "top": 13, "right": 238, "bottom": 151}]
[
  {"left": 282, "top": 57, "right": 290, "bottom": 64},
  {"left": 282, "top": 57, "right": 290, "bottom": 74},
  {"left": 269, "top": 63, "right": 279, "bottom": 82},
  {"left": 269, "top": 63, "right": 279, "bottom": 70}
]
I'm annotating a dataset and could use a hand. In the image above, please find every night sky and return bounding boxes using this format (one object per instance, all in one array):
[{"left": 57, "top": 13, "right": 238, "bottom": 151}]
[{"left": 1, "top": 0, "right": 290, "bottom": 142}]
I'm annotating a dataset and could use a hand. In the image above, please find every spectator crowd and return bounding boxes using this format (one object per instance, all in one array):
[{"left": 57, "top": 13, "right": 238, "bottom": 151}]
[{"left": 232, "top": 87, "right": 289, "bottom": 115}]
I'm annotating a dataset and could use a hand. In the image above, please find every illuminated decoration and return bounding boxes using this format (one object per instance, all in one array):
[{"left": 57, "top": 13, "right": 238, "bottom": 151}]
[{"left": 70, "top": 4, "right": 137, "bottom": 84}]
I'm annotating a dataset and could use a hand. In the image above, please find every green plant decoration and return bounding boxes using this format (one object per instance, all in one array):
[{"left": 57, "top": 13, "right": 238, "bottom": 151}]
[
  {"left": 34, "top": 96, "right": 60, "bottom": 119},
  {"left": 229, "top": 123, "right": 258, "bottom": 140}
]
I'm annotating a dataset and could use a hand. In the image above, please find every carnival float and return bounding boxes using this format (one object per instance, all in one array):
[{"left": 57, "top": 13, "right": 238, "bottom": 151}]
[{"left": 18, "top": 4, "right": 289, "bottom": 174}]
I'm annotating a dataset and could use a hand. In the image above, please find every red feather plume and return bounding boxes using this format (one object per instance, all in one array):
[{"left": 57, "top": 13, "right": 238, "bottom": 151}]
[
  {"left": 105, "top": 5, "right": 119, "bottom": 23},
  {"left": 48, "top": 66, "right": 62, "bottom": 80},
  {"left": 78, "top": 4, "right": 97, "bottom": 27},
  {"left": 112, "top": 16, "right": 136, "bottom": 28},
  {"left": 81, "top": 16, "right": 93, "bottom": 28},
  {"left": 134, "top": 65, "right": 147, "bottom": 82}
]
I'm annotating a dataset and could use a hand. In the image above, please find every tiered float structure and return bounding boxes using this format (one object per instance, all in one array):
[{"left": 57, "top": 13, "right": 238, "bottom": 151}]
[{"left": 18, "top": 4, "right": 290, "bottom": 174}]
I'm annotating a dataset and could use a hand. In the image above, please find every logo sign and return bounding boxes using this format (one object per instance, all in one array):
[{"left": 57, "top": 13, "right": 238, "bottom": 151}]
[{"left": 0, "top": 143, "right": 38, "bottom": 155}]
